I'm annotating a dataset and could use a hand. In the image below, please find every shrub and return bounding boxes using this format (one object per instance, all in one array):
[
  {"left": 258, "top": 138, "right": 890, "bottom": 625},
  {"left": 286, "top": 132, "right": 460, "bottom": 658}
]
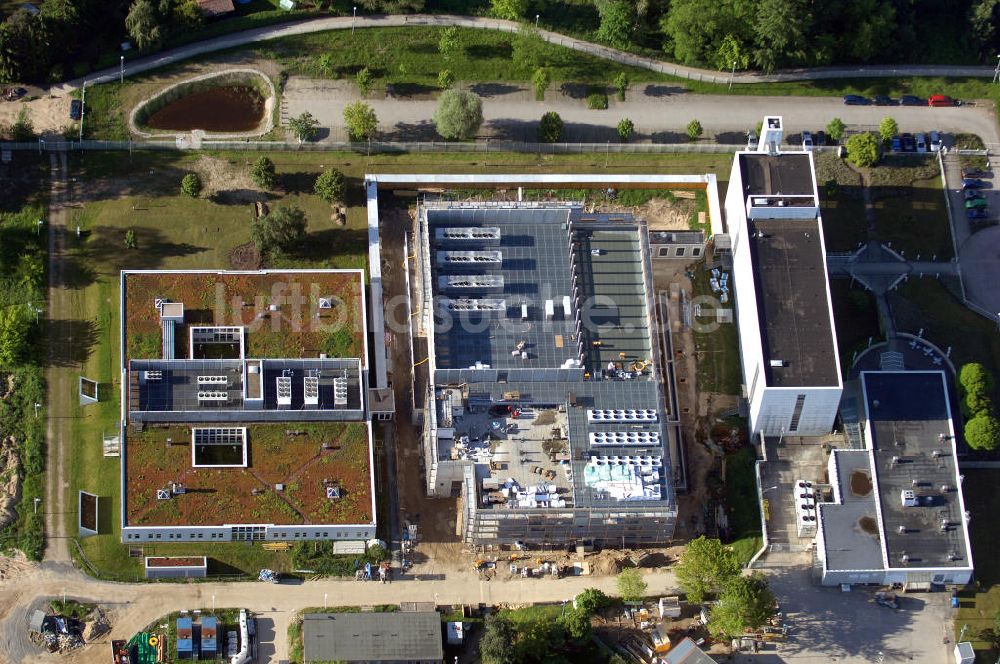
[
  {"left": 845, "top": 132, "right": 880, "bottom": 167},
  {"left": 314, "top": 168, "right": 346, "bottom": 204},
  {"left": 879, "top": 116, "right": 898, "bottom": 143},
  {"left": 11, "top": 106, "right": 34, "bottom": 141},
  {"left": 490, "top": 0, "right": 527, "bottom": 21},
  {"left": 826, "top": 117, "right": 846, "bottom": 143},
  {"left": 965, "top": 412, "right": 1000, "bottom": 451},
  {"left": 686, "top": 119, "right": 703, "bottom": 142},
  {"left": 289, "top": 111, "right": 320, "bottom": 143},
  {"left": 437, "top": 69, "right": 455, "bottom": 90},
  {"left": 432, "top": 90, "right": 483, "bottom": 140},
  {"left": 250, "top": 206, "right": 307, "bottom": 258},
  {"left": 538, "top": 111, "right": 563, "bottom": 143},
  {"left": 575, "top": 588, "right": 611, "bottom": 615},
  {"left": 343, "top": 101, "right": 378, "bottom": 141},
  {"left": 587, "top": 91, "right": 609, "bottom": 110},
  {"left": 356, "top": 67, "right": 374, "bottom": 96},
  {"left": 250, "top": 156, "right": 276, "bottom": 190},
  {"left": 123, "top": 228, "right": 137, "bottom": 249},
  {"left": 180, "top": 173, "right": 201, "bottom": 198},
  {"left": 617, "top": 568, "right": 647, "bottom": 602},
  {"left": 617, "top": 117, "right": 634, "bottom": 142},
  {"left": 614, "top": 72, "right": 629, "bottom": 101},
  {"left": 438, "top": 26, "right": 461, "bottom": 60},
  {"left": 532, "top": 67, "right": 550, "bottom": 101}
]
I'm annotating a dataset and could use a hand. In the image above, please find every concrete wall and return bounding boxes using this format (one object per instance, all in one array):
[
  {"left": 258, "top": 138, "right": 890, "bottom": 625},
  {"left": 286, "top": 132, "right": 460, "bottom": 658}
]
[{"left": 755, "top": 386, "right": 843, "bottom": 436}]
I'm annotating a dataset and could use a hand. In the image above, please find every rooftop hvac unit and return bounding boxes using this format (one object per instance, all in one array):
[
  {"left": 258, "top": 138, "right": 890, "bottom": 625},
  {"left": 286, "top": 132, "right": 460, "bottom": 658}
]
[
  {"left": 544, "top": 300, "right": 554, "bottom": 320},
  {"left": 941, "top": 484, "right": 955, "bottom": 494},
  {"left": 440, "top": 298, "right": 506, "bottom": 312},
  {"left": 901, "top": 489, "right": 918, "bottom": 507},
  {"left": 144, "top": 370, "right": 162, "bottom": 382},
  {"left": 333, "top": 376, "right": 349, "bottom": 407},
  {"left": 276, "top": 376, "right": 292, "bottom": 408},
  {"left": 587, "top": 409, "right": 658, "bottom": 423},
  {"left": 304, "top": 374, "right": 320, "bottom": 407},
  {"left": 562, "top": 296, "right": 572, "bottom": 318},
  {"left": 769, "top": 359, "right": 786, "bottom": 368},
  {"left": 197, "top": 375, "right": 228, "bottom": 386},
  {"left": 197, "top": 390, "right": 228, "bottom": 402}
]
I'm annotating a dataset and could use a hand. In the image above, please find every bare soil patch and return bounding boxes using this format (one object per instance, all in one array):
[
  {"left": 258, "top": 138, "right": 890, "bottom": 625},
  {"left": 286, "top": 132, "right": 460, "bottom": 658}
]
[
  {"left": 850, "top": 470, "right": 873, "bottom": 497},
  {"left": 229, "top": 241, "right": 261, "bottom": 270}
]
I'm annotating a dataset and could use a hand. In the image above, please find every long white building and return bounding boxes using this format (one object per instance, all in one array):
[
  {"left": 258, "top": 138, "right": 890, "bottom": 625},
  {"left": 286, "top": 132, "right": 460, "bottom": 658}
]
[{"left": 725, "top": 117, "right": 843, "bottom": 437}]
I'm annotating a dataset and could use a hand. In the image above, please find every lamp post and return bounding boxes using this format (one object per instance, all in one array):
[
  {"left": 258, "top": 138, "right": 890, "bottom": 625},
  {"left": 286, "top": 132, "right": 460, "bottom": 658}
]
[
  {"left": 729, "top": 60, "right": 736, "bottom": 90},
  {"left": 994, "top": 55, "right": 1000, "bottom": 84},
  {"left": 33, "top": 402, "right": 41, "bottom": 418},
  {"left": 120, "top": 56, "right": 125, "bottom": 84},
  {"left": 352, "top": 6, "right": 357, "bottom": 34},
  {"left": 36, "top": 219, "right": 42, "bottom": 236},
  {"left": 38, "top": 138, "right": 44, "bottom": 155},
  {"left": 79, "top": 81, "right": 86, "bottom": 143},
  {"left": 535, "top": 14, "right": 539, "bottom": 28},
  {"left": 324, "top": 593, "right": 328, "bottom": 609},
  {"left": 212, "top": 595, "right": 215, "bottom": 613},
  {"left": 33, "top": 497, "right": 40, "bottom": 513}
]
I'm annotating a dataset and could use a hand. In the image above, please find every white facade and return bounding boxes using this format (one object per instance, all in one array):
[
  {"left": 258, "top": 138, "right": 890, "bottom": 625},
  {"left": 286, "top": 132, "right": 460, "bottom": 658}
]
[{"left": 725, "top": 126, "right": 843, "bottom": 438}]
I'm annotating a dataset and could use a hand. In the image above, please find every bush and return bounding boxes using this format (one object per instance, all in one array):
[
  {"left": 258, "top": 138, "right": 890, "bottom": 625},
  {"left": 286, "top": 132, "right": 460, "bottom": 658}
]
[
  {"left": 180, "top": 172, "right": 201, "bottom": 198},
  {"left": 614, "top": 72, "right": 629, "bottom": 101},
  {"left": 433, "top": 90, "right": 483, "bottom": 140},
  {"left": 314, "top": 168, "right": 346, "bottom": 204},
  {"left": 538, "top": 111, "right": 563, "bottom": 143},
  {"left": 123, "top": 228, "right": 137, "bottom": 249},
  {"left": 845, "top": 132, "right": 880, "bottom": 167},
  {"left": 490, "top": 0, "right": 527, "bottom": 21},
  {"left": 966, "top": 412, "right": 1000, "bottom": 451},
  {"left": 595, "top": 0, "right": 634, "bottom": 49},
  {"left": 289, "top": 111, "right": 320, "bottom": 143},
  {"left": 344, "top": 101, "right": 378, "bottom": 141},
  {"left": 826, "top": 117, "right": 846, "bottom": 143},
  {"left": 617, "top": 117, "right": 634, "bottom": 142},
  {"left": 11, "top": 106, "right": 34, "bottom": 141},
  {"left": 250, "top": 156, "right": 276, "bottom": 190},
  {"left": 532, "top": 67, "right": 550, "bottom": 101},
  {"left": 575, "top": 588, "right": 611, "bottom": 615},
  {"left": 356, "top": 67, "right": 374, "bottom": 96},
  {"left": 879, "top": 116, "right": 898, "bottom": 143},
  {"left": 250, "top": 206, "right": 307, "bottom": 258},
  {"left": 587, "top": 91, "right": 608, "bottom": 110},
  {"left": 686, "top": 119, "right": 703, "bottom": 142},
  {"left": 437, "top": 69, "right": 455, "bottom": 90},
  {"left": 617, "top": 568, "right": 647, "bottom": 602},
  {"left": 438, "top": 26, "right": 461, "bottom": 59}
]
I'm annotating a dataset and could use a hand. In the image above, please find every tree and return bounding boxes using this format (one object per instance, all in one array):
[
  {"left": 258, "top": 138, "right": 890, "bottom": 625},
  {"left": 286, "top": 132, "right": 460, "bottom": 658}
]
[
  {"left": 753, "top": 0, "right": 809, "bottom": 72},
  {"left": 0, "top": 9, "right": 51, "bottom": 83},
  {"left": 170, "top": 0, "right": 203, "bottom": 33},
  {"left": 538, "top": 111, "right": 563, "bottom": 143},
  {"left": 433, "top": 90, "right": 483, "bottom": 140},
  {"left": 438, "top": 26, "right": 461, "bottom": 60},
  {"left": 250, "top": 206, "right": 307, "bottom": 258},
  {"left": 0, "top": 305, "right": 30, "bottom": 367},
  {"left": 614, "top": 72, "right": 629, "bottom": 101},
  {"left": 965, "top": 412, "right": 1000, "bottom": 451},
  {"left": 358, "top": 0, "right": 425, "bottom": 10},
  {"left": 879, "top": 116, "right": 898, "bottom": 143},
  {"left": 39, "top": 0, "right": 77, "bottom": 59},
  {"left": 123, "top": 228, "right": 137, "bottom": 249},
  {"left": 686, "top": 119, "right": 703, "bottom": 142},
  {"left": 531, "top": 67, "right": 550, "bottom": 101},
  {"left": 970, "top": 0, "right": 1000, "bottom": 59},
  {"left": 559, "top": 606, "right": 592, "bottom": 643},
  {"left": 355, "top": 66, "right": 374, "bottom": 96},
  {"left": 617, "top": 117, "right": 634, "bottom": 142},
  {"left": 714, "top": 33, "right": 750, "bottom": 72},
  {"left": 343, "top": 101, "right": 378, "bottom": 141},
  {"left": 480, "top": 613, "right": 517, "bottom": 664},
  {"left": 512, "top": 24, "right": 546, "bottom": 70},
  {"left": 437, "top": 69, "right": 455, "bottom": 90},
  {"left": 125, "top": 0, "right": 163, "bottom": 52},
  {"left": 575, "top": 588, "right": 610, "bottom": 615},
  {"left": 181, "top": 173, "right": 201, "bottom": 198},
  {"left": 490, "top": 0, "right": 527, "bottom": 21},
  {"left": 617, "top": 568, "right": 647, "bottom": 602},
  {"left": 314, "top": 168, "right": 346, "bottom": 204},
  {"left": 316, "top": 52, "right": 337, "bottom": 77},
  {"left": 960, "top": 363, "right": 995, "bottom": 396},
  {"left": 826, "top": 117, "right": 846, "bottom": 143},
  {"left": 289, "top": 111, "right": 320, "bottom": 143},
  {"left": 676, "top": 536, "right": 741, "bottom": 603},
  {"left": 662, "top": 0, "right": 755, "bottom": 68},
  {"left": 845, "top": 132, "right": 880, "bottom": 168},
  {"left": 595, "top": 0, "right": 634, "bottom": 50},
  {"left": 708, "top": 573, "right": 776, "bottom": 639},
  {"left": 11, "top": 105, "right": 34, "bottom": 141},
  {"left": 250, "top": 156, "right": 276, "bottom": 190}
]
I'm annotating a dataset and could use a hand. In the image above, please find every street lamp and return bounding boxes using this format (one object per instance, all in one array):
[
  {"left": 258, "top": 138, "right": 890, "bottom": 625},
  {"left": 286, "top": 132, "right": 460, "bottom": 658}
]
[
  {"left": 212, "top": 595, "right": 215, "bottom": 613},
  {"left": 33, "top": 497, "right": 40, "bottom": 513},
  {"left": 33, "top": 402, "right": 41, "bottom": 418},
  {"left": 729, "top": 60, "right": 736, "bottom": 90},
  {"left": 120, "top": 55, "right": 125, "bottom": 85},
  {"left": 352, "top": 6, "right": 357, "bottom": 34},
  {"left": 38, "top": 138, "right": 44, "bottom": 155},
  {"left": 535, "top": 14, "right": 539, "bottom": 28},
  {"left": 36, "top": 219, "right": 42, "bottom": 236},
  {"left": 324, "top": 593, "right": 328, "bottom": 609},
  {"left": 762, "top": 485, "right": 778, "bottom": 494}
]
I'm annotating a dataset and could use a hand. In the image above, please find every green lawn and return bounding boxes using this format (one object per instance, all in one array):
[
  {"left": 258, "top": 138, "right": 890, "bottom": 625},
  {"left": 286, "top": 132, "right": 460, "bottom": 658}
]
[
  {"left": 954, "top": 470, "right": 1000, "bottom": 661},
  {"left": 871, "top": 176, "right": 953, "bottom": 260},
  {"left": 828, "top": 280, "right": 882, "bottom": 375},
  {"left": 814, "top": 152, "right": 867, "bottom": 252},
  {"left": 724, "top": 446, "right": 762, "bottom": 566},
  {"left": 690, "top": 262, "right": 742, "bottom": 397}
]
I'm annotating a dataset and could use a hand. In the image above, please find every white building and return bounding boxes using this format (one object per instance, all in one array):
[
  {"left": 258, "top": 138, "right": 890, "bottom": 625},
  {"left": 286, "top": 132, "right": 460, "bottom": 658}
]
[
  {"left": 724, "top": 116, "right": 843, "bottom": 437},
  {"left": 816, "top": 371, "right": 973, "bottom": 588}
]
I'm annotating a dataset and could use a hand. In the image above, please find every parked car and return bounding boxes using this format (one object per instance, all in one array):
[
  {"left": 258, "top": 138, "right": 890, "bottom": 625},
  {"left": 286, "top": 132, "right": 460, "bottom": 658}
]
[
  {"left": 843, "top": 94, "right": 871, "bottom": 105},
  {"left": 901, "top": 133, "right": 916, "bottom": 152},
  {"left": 963, "top": 178, "right": 990, "bottom": 189},
  {"left": 69, "top": 99, "right": 82, "bottom": 120},
  {"left": 815, "top": 130, "right": 826, "bottom": 146},
  {"left": 873, "top": 95, "right": 897, "bottom": 105},
  {"left": 915, "top": 133, "right": 927, "bottom": 153},
  {"left": 962, "top": 168, "right": 991, "bottom": 179},
  {"left": 967, "top": 208, "right": 990, "bottom": 220},
  {"left": 890, "top": 135, "right": 903, "bottom": 152},
  {"left": 965, "top": 197, "right": 989, "bottom": 209},
  {"left": 965, "top": 190, "right": 986, "bottom": 200},
  {"left": 747, "top": 130, "right": 759, "bottom": 150},
  {"left": 802, "top": 131, "right": 814, "bottom": 150},
  {"left": 900, "top": 95, "right": 926, "bottom": 106},
  {"left": 929, "top": 131, "right": 942, "bottom": 152},
  {"left": 928, "top": 94, "right": 959, "bottom": 107}
]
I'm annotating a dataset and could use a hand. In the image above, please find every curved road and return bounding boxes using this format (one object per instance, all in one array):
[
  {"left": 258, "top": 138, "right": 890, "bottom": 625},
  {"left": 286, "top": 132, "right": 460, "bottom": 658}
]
[{"left": 56, "top": 14, "right": 997, "bottom": 93}]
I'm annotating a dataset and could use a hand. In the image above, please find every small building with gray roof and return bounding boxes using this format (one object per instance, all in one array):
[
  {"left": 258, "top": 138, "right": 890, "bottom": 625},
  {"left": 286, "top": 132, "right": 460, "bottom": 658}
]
[{"left": 302, "top": 611, "right": 443, "bottom": 663}]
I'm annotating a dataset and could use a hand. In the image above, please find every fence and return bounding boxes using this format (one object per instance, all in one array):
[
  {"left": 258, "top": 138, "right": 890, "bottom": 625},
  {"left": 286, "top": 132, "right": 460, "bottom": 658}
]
[{"left": 2, "top": 138, "right": 844, "bottom": 155}]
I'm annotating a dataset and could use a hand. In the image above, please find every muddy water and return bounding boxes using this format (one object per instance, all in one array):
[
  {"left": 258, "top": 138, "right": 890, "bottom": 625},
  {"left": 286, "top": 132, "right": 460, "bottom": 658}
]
[{"left": 145, "top": 86, "right": 265, "bottom": 132}]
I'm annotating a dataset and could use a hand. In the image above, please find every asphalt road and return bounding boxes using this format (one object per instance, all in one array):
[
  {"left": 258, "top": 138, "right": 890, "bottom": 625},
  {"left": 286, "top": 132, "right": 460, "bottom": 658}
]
[{"left": 284, "top": 78, "right": 1000, "bottom": 147}]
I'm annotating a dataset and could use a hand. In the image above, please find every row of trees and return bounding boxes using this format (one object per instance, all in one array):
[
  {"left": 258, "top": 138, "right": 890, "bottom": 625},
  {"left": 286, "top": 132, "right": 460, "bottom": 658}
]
[{"left": 959, "top": 362, "right": 1000, "bottom": 451}]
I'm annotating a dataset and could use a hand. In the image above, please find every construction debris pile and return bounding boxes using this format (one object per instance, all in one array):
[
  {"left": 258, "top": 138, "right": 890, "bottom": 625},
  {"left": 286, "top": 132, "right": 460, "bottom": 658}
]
[{"left": 28, "top": 610, "right": 89, "bottom": 654}]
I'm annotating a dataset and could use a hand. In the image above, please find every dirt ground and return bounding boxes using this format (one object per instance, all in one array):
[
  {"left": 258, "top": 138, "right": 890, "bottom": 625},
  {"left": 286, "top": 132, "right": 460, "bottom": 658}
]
[{"left": 0, "top": 98, "right": 72, "bottom": 138}]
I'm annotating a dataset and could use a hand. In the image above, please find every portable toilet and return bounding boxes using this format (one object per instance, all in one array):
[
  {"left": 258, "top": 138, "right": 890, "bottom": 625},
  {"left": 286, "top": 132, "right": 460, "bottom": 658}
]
[
  {"left": 955, "top": 642, "right": 975, "bottom": 664},
  {"left": 658, "top": 596, "right": 682, "bottom": 619},
  {"left": 201, "top": 616, "right": 218, "bottom": 658},
  {"left": 176, "top": 617, "right": 193, "bottom": 659}
]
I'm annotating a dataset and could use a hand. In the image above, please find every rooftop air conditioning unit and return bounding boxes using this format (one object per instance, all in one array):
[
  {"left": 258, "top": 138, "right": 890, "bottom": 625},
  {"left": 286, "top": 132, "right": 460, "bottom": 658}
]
[{"left": 900, "top": 489, "right": 917, "bottom": 507}]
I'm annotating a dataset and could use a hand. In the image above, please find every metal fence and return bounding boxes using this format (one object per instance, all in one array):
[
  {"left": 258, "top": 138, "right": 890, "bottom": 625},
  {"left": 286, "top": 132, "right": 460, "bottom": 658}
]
[{"left": 1, "top": 138, "right": 845, "bottom": 155}]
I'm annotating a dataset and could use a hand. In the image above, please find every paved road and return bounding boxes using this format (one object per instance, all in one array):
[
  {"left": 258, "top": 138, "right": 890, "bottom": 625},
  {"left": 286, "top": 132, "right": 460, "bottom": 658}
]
[
  {"left": 284, "top": 79, "right": 1000, "bottom": 147},
  {"left": 54, "top": 14, "right": 998, "bottom": 94}
]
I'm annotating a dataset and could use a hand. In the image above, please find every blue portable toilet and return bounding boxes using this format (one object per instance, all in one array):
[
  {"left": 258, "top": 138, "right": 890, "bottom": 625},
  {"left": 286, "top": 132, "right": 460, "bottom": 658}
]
[
  {"left": 201, "top": 616, "right": 218, "bottom": 658},
  {"left": 176, "top": 617, "right": 193, "bottom": 659}
]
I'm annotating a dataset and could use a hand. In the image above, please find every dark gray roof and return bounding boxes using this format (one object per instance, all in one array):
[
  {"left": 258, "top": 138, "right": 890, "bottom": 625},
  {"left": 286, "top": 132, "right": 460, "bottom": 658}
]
[
  {"left": 303, "top": 612, "right": 443, "bottom": 662},
  {"left": 751, "top": 218, "right": 839, "bottom": 387},
  {"left": 649, "top": 230, "right": 705, "bottom": 244},
  {"left": 820, "top": 450, "right": 884, "bottom": 571},
  {"left": 664, "top": 637, "right": 716, "bottom": 663},
  {"left": 863, "top": 371, "right": 971, "bottom": 570},
  {"left": 739, "top": 153, "right": 814, "bottom": 197}
]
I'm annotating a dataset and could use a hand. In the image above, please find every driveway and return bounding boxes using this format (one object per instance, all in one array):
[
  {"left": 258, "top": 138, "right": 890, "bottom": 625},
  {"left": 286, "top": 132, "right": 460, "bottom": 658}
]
[{"left": 947, "top": 151, "right": 1000, "bottom": 318}]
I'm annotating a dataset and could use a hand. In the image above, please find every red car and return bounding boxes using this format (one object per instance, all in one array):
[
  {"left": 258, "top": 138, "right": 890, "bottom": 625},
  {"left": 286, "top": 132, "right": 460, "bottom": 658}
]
[{"left": 928, "top": 94, "right": 959, "bottom": 107}]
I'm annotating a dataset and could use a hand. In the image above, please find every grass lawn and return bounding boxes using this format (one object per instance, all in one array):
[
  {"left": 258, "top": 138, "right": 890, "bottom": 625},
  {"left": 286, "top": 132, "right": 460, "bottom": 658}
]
[
  {"left": 954, "top": 470, "right": 1000, "bottom": 660},
  {"left": 723, "top": 446, "right": 762, "bottom": 566},
  {"left": 690, "top": 262, "right": 742, "bottom": 397},
  {"left": 828, "top": 280, "right": 882, "bottom": 374},
  {"left": 814, "top": 152, "right": 867, "bottom": 252}
]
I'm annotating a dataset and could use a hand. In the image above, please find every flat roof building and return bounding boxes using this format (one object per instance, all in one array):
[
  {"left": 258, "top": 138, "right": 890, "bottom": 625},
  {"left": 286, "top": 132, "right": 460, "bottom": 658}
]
[
  {"left": 816, "top": 371, "right": 973, "bottom": 587},
  {"left": 119, "top": 270, "right": 377, "bottom": 544},
  {"left": 410, "top": 201, "right": 677, "bottom": 547},
  {"left": 725, "top": 116, "right": 843, "bottom": 437},
  {"left": 303, "top": 612, "right": 444, "bottom": 663}
]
